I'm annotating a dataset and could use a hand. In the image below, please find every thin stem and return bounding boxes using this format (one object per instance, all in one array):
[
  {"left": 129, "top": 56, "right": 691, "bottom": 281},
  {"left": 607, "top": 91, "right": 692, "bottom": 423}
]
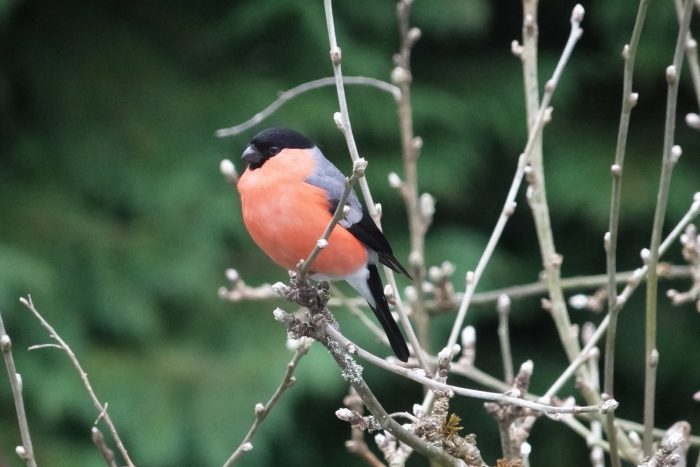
[
  {"left": 423, "top": 265, "right": 693, "bottom": 313},
  {"left": 393, "top": 0, "right": 430, "bottom": 350},
  {"left": 263, "top": 261, "right": 690, "bottom": 316},
  {"left": 223, "top": 340, "right": 310, "bottom": 466},
  {"left": 544, "top": 314, "right": 607, "bottom": 400},
  {"left": 453, "top": 360, "right": 700, "bottom": 450},
  {"left": 215, "top": 76, "right": 400, "bottom": 138},
  {"left": 446, "top": 4, "right": 585, "bottom": 351},
  {"left": 674, "top": 0, "right": 700, "bottom": 112},
  {"left": 336, "top": 364, "right": 460, "bottom": 466},
  {"left": 343, "top": 387, "right": 387, "bottom": 467},
  {"left": 583, "top": 326, "right": 605, "bottom": 467},
  {"left": 498, "top": 422, "right": 514, "bottom": 460},
  {"left": 298, "top": 158, "right": 367, "bottom": 277},
  {"left": 322, "top": 0, "right": 428, "bottom": 372},
  {"left": 91, "top": 427, "right": 118, "bottom": 467},
  {"left": 601, "top": 417, "right": 700, "bottom": 448},
  {"left": 450, "top": 362, "right": 516, "bottom": 394},
  {"left": 0, "top": 311, "right": 37, "bottom": 467},
  {"left": 546, "top": 195, "right": 700, "bottom": 400},
  {"left": 603, "top": 2, "right": 650, "bottom": 465},
  {"left": 523, "top": 3, "right": 586, "bottom": 367},
  {"left": 496, "top": 295, "right": 515, "bottom": 383},
  {"left": 445, "top": 154, "right": 525, "bottom": 348},
  {"left": 20, "top": 296, "right": 135, "bottom": 467},
  {"left": 322, "top": 0, "right": 372, "bottom": 207},
  {"left": 325, "top": 326, "right": 616, "bottom": 416},
  {"left": 643, "top": 0, "right": 694, "bottom": 455}
]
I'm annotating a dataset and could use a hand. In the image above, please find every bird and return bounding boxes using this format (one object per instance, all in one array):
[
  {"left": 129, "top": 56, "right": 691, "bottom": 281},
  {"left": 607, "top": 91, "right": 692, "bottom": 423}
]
[{"left": 236, "top": 127, "right": 411, "bottom": 362}]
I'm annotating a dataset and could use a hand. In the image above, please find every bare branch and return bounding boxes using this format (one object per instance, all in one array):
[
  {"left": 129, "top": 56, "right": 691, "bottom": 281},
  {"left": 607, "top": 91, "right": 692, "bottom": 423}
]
[
  {"left": 496, "top": 295, "right": 514, "bottom": 383},
  {"left": 522, "top": 2, "right": 587, "bottom": 370},
  {"left": 0, "top": 311, "right": 37, "bottom": 467},
  {"left": 91, "top": 427, "right": 117, "bottom": 467},
  {"left": 603, "top": 1, "right": 651, "bottom": 464},
  {"left": 223, "top": 338, "right": 311, "bottom": 466},
  {"left": 666, "top": 221, "right": 700, "bottom": 310},
  {"left": 393, "top": 0, "right": 431, "bottom": 351},
  {"left": 446, "top": 4, "right": 585, "bottom": 355},
  {"left": 299, "top": 158, "right": 367, "bottom": 277},
  {"left": 673, "top": 0, "right": 700, "bottom": 128},
  {"left": 215, "top": 76, "right": 400, "bottom": 138},
  {"left": 342, "top": 388, "right": 387, "bottom": 467},
  {"left": 322, "top": 0, "right": 428, "bottom": 372},
  {"left": 639, "top": 421, "right": 691, "bottom": 466},
  {"left": 19, "top": 295, "right": 135, "bottom": 467},
  {"left": 323, "top": 323, "right": 616, "bottom": 416},
  {"left": 218, "top": 268, "right": 277, "bottom": 302},
  {"left": 643, "top": 0, "right": 695, "bottom": 455}
]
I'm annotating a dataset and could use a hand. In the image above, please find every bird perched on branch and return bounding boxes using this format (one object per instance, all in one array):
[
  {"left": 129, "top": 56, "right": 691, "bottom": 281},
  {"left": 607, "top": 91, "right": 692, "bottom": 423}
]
[{"left": 237, "top": 127, "right": 411, "bottom": 362}]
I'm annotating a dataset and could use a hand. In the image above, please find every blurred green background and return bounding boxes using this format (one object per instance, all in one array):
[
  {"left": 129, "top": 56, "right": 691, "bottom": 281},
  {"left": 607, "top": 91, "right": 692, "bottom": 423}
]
[{"left": 1, "top": 0, "right": 699, "bottom": 465}]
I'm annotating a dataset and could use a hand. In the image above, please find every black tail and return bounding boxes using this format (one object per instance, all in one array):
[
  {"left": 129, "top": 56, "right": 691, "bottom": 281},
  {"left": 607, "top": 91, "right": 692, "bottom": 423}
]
[{"left": 366, "top": 264, "right": 410, "bottom": 362}]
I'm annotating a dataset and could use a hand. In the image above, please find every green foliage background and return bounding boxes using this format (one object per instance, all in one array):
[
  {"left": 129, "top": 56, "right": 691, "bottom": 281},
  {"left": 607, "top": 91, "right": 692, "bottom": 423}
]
[{"left": 0, "top": 0, "right": 698, "bottom": 465}]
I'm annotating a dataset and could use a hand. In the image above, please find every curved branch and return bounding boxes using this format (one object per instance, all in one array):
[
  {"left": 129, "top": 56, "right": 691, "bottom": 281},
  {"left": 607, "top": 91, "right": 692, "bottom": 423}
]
[
  {"left": 216, "top": 77, "right": 400, "bottom": 138},
  {"left": 20, "top": 296, "right": 135, "bottom": 467}
]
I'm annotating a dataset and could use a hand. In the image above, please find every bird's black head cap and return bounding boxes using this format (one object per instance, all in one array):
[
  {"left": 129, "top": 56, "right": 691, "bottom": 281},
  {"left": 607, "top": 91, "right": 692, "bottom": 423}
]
[{"left": 242, "top": 127, "right": 315, "bottom": 169}]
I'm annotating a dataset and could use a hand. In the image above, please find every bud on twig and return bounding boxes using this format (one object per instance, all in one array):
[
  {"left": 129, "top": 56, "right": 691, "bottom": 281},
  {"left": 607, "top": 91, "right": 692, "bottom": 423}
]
[{"left": 686, "top": 112, "right": 700, "bottom": 129}]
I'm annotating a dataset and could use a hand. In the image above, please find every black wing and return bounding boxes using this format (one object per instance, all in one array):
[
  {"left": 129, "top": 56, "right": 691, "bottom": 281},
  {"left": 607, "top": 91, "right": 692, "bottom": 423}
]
[{"left": 329, "top": 201, "right": 412, "bottom": 279}]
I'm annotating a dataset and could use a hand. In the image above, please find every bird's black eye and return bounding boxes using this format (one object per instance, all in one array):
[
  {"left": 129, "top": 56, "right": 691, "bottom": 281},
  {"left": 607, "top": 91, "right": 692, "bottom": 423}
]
[{"left": 268, "top": 146, "right": 280, "bottom": 155}]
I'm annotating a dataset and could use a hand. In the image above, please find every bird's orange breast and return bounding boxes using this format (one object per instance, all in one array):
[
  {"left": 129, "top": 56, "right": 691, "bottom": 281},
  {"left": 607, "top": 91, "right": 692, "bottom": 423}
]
[{"left": 237, "top": 149, "right": 367, "bottom": 277}]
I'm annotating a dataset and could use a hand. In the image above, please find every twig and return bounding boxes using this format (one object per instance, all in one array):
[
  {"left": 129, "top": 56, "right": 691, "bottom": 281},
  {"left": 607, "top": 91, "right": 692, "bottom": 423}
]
[
  {"left": 451, "top": 361, "right": 513, "bottom": 394},
  {"left": 215, "top": 76, "right": 400, "bottom": 138},
  {"left": 545, "top": 194, "right": 700, "bottom": 401},
  {"left": 425, "top": 151, "right": 525, "bottom": 415},
  {"left": 343, "top": 387, "right": 387, "bottom": 467},
  {"left": 673, "top": 0, "right": 700, "bottom": 123},
  {"left": 427, "top": 265, "right": 694, "bottom": 313},
  {"left": 444, "top": 154, "right": 525, "bottom": 349},
  {"left": 446, "top": 4, "right": 585, "bottom": 353},
  {"left": 485, "top": 360, "right": 538, "bottom": 460},
  {"left": 0, "top": 311, "right": 37, "bottom": 467},
  {"left": 639, "top": 421, "right": 691, "bottom": 466},
  {"left": 496, "top": 295, "right": 514, "bottom": 383},
  {"left": 222, "top": 338, "right": 311, "bottom": 466},
  {"left": 19, "top": 295, "right": 135, "bottom": 467},
  {"left": 218, "top": 268, "right": 277, "bottom": 302},
  {"left": 276, "top": 295, "right": 577, "bottom": 464},
  {"left": 581, "top": 323, "right": 605, "bottom": 467},
  {"left": 643, "top": 0, "right": 694, "bottom": 455},
  {"left": 667, "top": 222, "right": 700, "bottom": 308},
  {"left": 521, "top": 2, "right": 587, "bottom": 368},
  {"left": 342, "top": 367, "right": 460, "bottom": 466},
  {"left": 392, "top": 0, "right": 431, "bottom": 350},
  {"left": 593, "top": 417, "right": 700, "bottom": 448},
  {"left": 603, "top": 3, "right": 650, "bottom": 464},
  {"left": 91, "top": 427, "right": 117, "bottom": 467},
  {"left": 273, "top": 278, "right": 462, "bottom": 465},
  {"left": 222, "top": 264, "right": 695, "bottom": 311},
  {"left": 322, "top": 0, "right": 428, "bottom": 372},
  {"left": 324, "top": 324, "right": 617, "bottom": 416},
  {"left": 563, "top": 415, "right": 612, "bottom": 454},
  {"left": 298, "top": 158, "right": 367, "bottom": 277},
  {"left": 453, "top": 359, "right": 700, "bottom": 452}
]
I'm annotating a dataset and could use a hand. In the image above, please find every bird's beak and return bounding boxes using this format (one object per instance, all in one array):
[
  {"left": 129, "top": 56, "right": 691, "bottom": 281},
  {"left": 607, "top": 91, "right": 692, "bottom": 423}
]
[{"left": 241, "top": 144, "right": 263, "bottom": 167}]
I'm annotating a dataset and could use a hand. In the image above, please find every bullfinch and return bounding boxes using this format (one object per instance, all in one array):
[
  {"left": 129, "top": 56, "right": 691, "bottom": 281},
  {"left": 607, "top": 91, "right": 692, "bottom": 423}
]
[{"left": 237, "top": 127, "right": 411, "bottom": 362}]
